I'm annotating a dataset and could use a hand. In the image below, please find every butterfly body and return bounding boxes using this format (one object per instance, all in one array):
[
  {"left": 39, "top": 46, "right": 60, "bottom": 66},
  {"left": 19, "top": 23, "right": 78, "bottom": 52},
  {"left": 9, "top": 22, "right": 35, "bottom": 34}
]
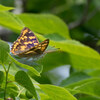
[{"left": 11, "top": 27, "right": 49, "bottom": 58}]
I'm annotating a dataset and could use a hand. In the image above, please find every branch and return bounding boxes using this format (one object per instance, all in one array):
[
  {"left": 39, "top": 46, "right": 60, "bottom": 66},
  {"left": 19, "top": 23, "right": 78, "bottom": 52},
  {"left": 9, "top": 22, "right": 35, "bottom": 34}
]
[{"left": 68, "top": 0, "right": 91, "bottom": 30}]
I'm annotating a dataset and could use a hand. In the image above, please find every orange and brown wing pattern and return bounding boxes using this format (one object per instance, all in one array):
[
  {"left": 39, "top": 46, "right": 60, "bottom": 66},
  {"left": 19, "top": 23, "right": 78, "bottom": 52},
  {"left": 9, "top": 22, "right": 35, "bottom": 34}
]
[
  {"left": 34, "top": 39, "right": 49, "bottom": 54},
  {"left": 17, "top": 39, "right": 49, "bottom": 57},
  {"left": 11, "top": 27, "right": 39, "bottom": 55}
]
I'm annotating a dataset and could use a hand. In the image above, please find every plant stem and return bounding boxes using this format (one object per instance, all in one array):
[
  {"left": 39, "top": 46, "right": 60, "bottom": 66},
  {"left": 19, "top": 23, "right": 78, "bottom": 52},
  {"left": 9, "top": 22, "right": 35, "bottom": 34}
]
[
  {"left": 17, "top": 88, "right": 24, "bottom": 97},
  {"left": 2, "top": 62, "right": 11, "bottom": 100},
  {"left": 2, "top": 64, "right": 6, "bottom": 72}
]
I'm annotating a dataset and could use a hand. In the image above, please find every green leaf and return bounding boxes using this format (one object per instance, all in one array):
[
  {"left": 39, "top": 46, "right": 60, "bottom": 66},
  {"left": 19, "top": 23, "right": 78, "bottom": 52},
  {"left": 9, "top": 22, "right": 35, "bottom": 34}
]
[
  {"left": 0, "top": 40, "right": 10, "bottom": 64},
  {"left": 60, "top": 72, "right": 90, "bottom": 86},
  {"left": 50, "top": 39, "right": 100, "bottom": 70},
  {"left": 8, "top": 87, "right": 26, "bottom": 99},
  {"left": 38, "top": 34, "right": 100, "bottom": 70},
  {"left": 0, "top": 4, "right": 14, "bottom": 11},
  {"left": 25, "top": 90, "right": 33, "bottom": 99},
  {"left": 50, "top": 39, "right": 99, "bottom": 58},
  {"left": 15, "top": 71, "right": 39, "bottom": 100},
  {"left": 39, "top": 84, "right": 77, "bottom": 100},
  {"left": 8, "top": 62, "right": 19, "bottom": 76},
  {"left": 78, "top": 96, "right": 100, "bottom": 100},
  {"left": 65, "top": 78, "right": 100, "bottom": 98},
  {"left": 17, "top": 13, "right": 70, "bottom": 39},
  {"left": 8, "top": 54, "right": 40, "bottom": 76},
  {"left": 39, "top": 93, "right": 50, "bottom": 100},
  {"left": 0, "top": 71, "right": 4, "bottom": 85},
  {"left": 88, "top": 69, "right": 100, "bottom": 77},
  {"left": 0, "top": 11, "right": 24, "bottom": 32},
  {"left": 38, "top": 52, "right": 70, "bottom": 72},
  {"left": 27, "top": 64, "right": 43, "bottom": 79}
]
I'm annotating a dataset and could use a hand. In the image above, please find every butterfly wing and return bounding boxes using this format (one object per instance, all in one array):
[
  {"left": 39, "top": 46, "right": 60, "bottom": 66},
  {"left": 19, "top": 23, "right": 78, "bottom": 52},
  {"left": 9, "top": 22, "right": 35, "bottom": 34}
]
[
  {"left": 32, "top": 39, "right": 49, "bottom": 54},
  {"left": 18, "top": 39, "right": 49, "bottom": 57},
  {"left": 11, "top": 27, "right": 39, "bottom": 55}
]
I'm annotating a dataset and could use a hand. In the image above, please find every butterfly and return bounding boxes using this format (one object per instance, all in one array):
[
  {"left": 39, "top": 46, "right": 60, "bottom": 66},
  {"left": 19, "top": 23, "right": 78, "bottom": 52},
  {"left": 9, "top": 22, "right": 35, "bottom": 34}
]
[{"left": 11, "top": 27, "right": 49, "bottom": 58}]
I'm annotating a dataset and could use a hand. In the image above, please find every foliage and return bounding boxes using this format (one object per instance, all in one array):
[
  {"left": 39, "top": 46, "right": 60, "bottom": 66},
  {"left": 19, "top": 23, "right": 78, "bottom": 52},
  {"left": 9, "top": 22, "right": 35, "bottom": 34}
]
[{"left": 0, "top": 1, "right": 100, "bottom": 100}]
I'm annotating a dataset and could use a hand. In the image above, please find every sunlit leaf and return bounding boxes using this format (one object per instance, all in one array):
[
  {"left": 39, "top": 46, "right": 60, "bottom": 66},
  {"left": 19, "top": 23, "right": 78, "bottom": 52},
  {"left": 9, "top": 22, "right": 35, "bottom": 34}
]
[
  {"left": 0, "top": 4, "right": 14, "bottom": 11},
  {"left": 17, "top": 13, "right": 70, "bottom": 39},
  {"left": 39, "top": 84, "right": 77, "bottom": 100},
  {"left": 0, "top": 12, "right": 24, "bottom": 32},
  {"left": 39, "top": 93, "right": 50, "bottom": 100},
  {"left": 37, "top": 34, "right": 100, "bottom": 70},
  {"left": 49, "top": 39, "right": 100, "bottom": 70}
]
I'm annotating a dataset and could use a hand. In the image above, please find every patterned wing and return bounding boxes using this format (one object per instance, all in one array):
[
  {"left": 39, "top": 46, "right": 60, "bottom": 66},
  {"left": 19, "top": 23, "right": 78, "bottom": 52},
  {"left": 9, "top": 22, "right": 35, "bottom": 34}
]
[
  {"left": 18, "top": 39, "right": 49, "bottom": 57},
  {"left": 11, "top": 27, "right": 39, "bottom": 55},
  {"left": 32, "top": 39, "right": 49, "bottom": 54}
]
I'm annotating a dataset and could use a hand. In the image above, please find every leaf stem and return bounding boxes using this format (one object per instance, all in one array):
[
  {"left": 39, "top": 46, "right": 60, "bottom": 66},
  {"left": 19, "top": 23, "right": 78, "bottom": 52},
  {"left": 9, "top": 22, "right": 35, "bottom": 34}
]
[
  {"left": 17, "top": 88, "right": 24, "bottom": 97},
  {"left": 2, "top": 62, "right": 11, "bottom": 100},
  {"left": 2, "top": 64, "right": 6, "bottom": 72}
]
